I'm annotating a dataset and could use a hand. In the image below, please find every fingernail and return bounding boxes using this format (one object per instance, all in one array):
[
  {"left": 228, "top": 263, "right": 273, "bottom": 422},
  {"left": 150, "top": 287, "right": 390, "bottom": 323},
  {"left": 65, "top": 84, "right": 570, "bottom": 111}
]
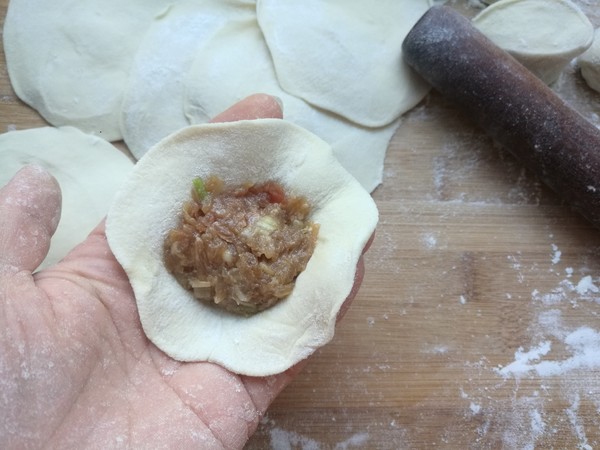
[{"left": 271, "top": 95, "right": 284, "bottom": 113}]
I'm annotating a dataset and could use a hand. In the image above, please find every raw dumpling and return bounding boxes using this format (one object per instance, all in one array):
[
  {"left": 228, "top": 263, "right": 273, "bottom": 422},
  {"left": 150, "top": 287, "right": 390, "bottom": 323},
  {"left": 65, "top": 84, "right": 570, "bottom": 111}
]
[
  {"left": 0, "top": 126, "right": 133, "bottom": 269},
  {"left": 105, "top": 119, "right": 377, "bottom": 376},
  {"left": 473, "top": 0, "right": 593, "bottom": 84}
]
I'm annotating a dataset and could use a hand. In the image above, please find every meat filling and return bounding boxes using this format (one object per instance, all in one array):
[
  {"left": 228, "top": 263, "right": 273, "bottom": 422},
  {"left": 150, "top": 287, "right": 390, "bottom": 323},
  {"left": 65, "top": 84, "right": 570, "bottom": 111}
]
[{"left": 164, "top": 176, "right": 319, "bottom": 316}]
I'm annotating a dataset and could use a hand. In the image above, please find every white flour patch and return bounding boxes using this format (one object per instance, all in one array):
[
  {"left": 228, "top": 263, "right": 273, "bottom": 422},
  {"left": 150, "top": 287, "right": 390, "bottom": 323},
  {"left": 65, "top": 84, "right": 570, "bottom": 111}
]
[
  {"left": 575, "top": 276, "right": 599, "bottom": 296},
  {"left": 532, "top": 275, "right": 600, "bottom": 306},
  {"left": 496, "top": 341, "right": 552, "bottom": 378},
  {"left": 551, "top": 244, "right": 562, "bottom": 265},
  {"left": 258, "top": 416, "right": 373, "bottom": 450},
  {"left": 423, "top": 344, "right": 450, "bottom": 355},
  {"left": 470, "top": 402, "right": 482, "bottom": 415},
  {"left": 421, "top": 231, "right": 438, "bottom": 250},
  {"left": 497, "top": 327, "right": 600, "bottom": 378},
  {"left": 333, "top": 432, "right": 370, "bottom": 449},
  {"left": 268, "top": 426, "right": 322, "bottom": 450}
]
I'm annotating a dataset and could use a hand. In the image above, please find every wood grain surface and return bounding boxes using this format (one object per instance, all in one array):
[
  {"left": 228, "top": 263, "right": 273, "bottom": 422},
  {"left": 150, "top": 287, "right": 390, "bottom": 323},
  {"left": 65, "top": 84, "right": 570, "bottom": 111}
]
[{"left": 2, "top": 1, "right": 600, "bottom": 448}]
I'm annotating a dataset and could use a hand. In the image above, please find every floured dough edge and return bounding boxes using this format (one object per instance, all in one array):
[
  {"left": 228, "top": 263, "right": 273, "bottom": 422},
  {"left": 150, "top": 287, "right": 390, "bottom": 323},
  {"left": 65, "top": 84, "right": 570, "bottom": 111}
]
[
  {"left": 255, "top": 0, "right": 432, "bottom": 127},
  {"left": 106, "top": 119, "right": 378, "bottom": 376},
  {"left": 0, "top": 126, "right": 134, "bottom": 269},
  {"left": 579, "top": 28, "right": 600, "bottom": 93}
]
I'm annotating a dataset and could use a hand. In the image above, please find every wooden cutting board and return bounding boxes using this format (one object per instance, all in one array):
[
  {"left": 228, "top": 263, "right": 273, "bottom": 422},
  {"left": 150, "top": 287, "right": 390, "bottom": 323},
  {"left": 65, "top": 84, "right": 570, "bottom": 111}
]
[{"left": 2, "top": 1, "right": 600, "bottom": 448}]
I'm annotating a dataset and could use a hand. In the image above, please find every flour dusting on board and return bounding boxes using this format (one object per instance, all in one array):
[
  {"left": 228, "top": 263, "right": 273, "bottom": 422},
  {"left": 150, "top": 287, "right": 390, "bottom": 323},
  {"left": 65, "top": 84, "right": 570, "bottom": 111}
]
[
  {"left": 457, "top": 242, "right": 600, "bottom": 448},
  {"left": 260, "top": 416, "right": 372, "bottom": 450},
  {"left": 268, "top": 426, "right": 321, "bottom": 450}
]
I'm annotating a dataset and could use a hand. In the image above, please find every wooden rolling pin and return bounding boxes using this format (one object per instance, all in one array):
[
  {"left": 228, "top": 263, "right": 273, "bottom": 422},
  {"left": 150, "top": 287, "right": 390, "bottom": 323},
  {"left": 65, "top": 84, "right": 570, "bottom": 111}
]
[{"left": 403, "top": 5, "right": 600, "bottom": 228}]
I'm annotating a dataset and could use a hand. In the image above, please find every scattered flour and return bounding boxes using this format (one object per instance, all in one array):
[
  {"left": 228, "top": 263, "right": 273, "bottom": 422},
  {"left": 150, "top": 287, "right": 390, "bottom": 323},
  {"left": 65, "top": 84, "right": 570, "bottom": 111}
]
[
  {"left": 497, "top": 341, "right": 552, "bottom": 378},
  {"left": 551, "top": 244, "right": 562, "bottom": 265},
  {"left": 458, "top": 237, "right": 600, "bottom": 448},
  {"left": 268, "top": 427, "right": 322, "bottom": 450},
  {"left": 576, "top": 276, "right": 599, "bottom": 295},
  {"left": 333, "top": 432, "right": 370, "bottom": 450},
  {"left": 262, "top": 421, "right": 370, "bottom": 450},
  {"left": 421, "top": 231, "right": 438, "bottom": 250},
  {"left": 565, "top": 393, "right": 593, "bottom": 450},
  {"left": 256, "top": 239, "right": 600, "bottom": 448},
  {"left": 470, "top": 402, "right": 482, "bottom": 415},
  {"left": 497, "top": 327, "right": 600, "bottom": 378},
  {"left": 532, "top": 274, "right": 600, "bottom": 305}
]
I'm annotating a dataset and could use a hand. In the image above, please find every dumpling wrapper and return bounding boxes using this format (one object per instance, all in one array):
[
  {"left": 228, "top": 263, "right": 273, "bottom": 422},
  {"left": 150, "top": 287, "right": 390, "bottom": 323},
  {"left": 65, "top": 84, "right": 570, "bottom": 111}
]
[
  {"left": 3, "top": 0, "right": 175, "bottom": 141},
  {"left": 473, "top": 0, "right": 593, "bottom": 84},
  {"left": 105, "top": 119, "right": 378, "bottom": 376},
  {"left": 183, "top": 12, "right": 400, "bottom": 192},
  {"left": 256, "top": 0, "right": 431, "bottom": 127},
  {"left": 579, "top": 28, "right": 600, "bottom": 94},
  {"left": 121, "top": 0, "right": 249, "bottom": 158},
  {"left": 121, "top": 1, "right": 399, "bottom": 191},
  {"left": 0, "top": 126, "right": 134, "bottom": 269}
]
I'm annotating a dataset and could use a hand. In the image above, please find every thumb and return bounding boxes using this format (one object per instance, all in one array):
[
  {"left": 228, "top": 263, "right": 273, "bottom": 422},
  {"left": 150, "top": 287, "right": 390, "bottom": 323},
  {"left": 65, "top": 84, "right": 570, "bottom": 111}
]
[{"left": 0, "top": 165, "right": 61, "bottom": 275}]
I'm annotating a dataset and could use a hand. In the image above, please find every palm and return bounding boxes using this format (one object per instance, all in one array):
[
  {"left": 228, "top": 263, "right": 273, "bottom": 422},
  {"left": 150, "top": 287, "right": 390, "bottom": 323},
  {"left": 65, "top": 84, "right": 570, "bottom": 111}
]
[
  {"left": 0, "top": 95, "right": 364, "bottom": 449},
  {"left": 3, "top": 223, "right": 295, "bottom": 449}
]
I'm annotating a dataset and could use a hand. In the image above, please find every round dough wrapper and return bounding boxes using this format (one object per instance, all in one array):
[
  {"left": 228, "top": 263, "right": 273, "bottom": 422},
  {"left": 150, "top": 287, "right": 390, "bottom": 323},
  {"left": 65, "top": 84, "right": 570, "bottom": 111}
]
[
  {"left": 473, "top": 0, "right": 593, "bottom": 84},
  {"left": 183, "top": 14, "right": 400, "bottom": 192},
  {"left": 121, "top": 0, "right": 250, "bottom": 158},
  {"left": 579, "top": 28, "right": 600, "bottom": 94},
  {"left": 105, "top": 119, "right": 378, "bottom": 376},
  {"left": 255, "top": 0, "right": 431, "bottom": 127},
  {"left": 0, "top": 126, "right": 134, "bottom": 269},
  {"left": 3, "top": 0, "right": 175, "bottom": 141}
]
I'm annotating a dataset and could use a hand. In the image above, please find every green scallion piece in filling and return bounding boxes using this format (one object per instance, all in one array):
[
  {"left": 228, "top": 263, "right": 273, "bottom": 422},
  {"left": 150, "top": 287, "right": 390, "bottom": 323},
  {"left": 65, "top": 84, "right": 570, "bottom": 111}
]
[{"left": 193, "top": 177, "right": 207, "bottom": 200}]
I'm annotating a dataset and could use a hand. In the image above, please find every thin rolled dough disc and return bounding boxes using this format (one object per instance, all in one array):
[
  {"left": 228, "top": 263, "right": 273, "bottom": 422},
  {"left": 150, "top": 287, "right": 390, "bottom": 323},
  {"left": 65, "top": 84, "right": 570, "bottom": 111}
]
[
  {"left": 184, "top": 13, "right": 400, "bottom": 192},
  {"left": 256, "top": 0, "right": 431, "bottom": 127},
  {"left": 106, "top": 119, "right": 377, "bottom": 376},
  {"left": 3, "top": 0, "right": 175, "bottom": 141},
  {"left": 120, "top": 0, "right": 247, "bottom": 158},
  {"left": 579, "top": 29, "right": 600, "bottom": 93},
  {"left": 0, "top": 126, "right": 133, "bottom": 269}
]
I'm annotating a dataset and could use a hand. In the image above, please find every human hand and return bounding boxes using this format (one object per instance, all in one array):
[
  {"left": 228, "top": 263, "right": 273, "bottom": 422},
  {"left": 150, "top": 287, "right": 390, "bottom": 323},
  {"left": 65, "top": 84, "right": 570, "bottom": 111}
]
[{"left": 0, "top": 94, "right": 368, "bottom": 449}]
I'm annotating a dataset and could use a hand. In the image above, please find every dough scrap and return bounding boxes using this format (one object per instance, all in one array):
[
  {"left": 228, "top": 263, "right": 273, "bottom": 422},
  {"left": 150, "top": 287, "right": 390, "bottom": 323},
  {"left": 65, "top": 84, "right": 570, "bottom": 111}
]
[
  {"left": 0, "top": 126, "right": 133, "bottom": 269},
  {"left": 256, "top": 0, "right": 431, "bottom": 127},
  {"left": 579, "top": 29, "right": 600, "bottom": 93},
  {"left": 183, "top": 13, "right": 399, "bottom": 192},
  {"left": 473, "top": 0, "right": 593, "bottom": 84},
  {"left": 3, "top": 0, "right": 175, "bottom": 141},
  {"left": 105, "top": 119, "right": 378, "bottom": 376}
]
